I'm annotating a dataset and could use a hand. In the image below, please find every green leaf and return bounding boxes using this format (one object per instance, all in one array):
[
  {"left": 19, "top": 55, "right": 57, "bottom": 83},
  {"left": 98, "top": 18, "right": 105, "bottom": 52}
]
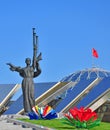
[{"left": 87, "top": 119, "right": 101, "bottom": 129}]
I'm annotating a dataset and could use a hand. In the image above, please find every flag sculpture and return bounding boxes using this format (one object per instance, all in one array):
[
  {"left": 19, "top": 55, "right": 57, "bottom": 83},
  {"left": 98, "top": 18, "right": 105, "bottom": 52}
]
[
  {"left": 28, "top": 105, "right": 58, "bottom": 120},
  {"left": 64, "top": 107, "right": 100, "bottom": 129}
]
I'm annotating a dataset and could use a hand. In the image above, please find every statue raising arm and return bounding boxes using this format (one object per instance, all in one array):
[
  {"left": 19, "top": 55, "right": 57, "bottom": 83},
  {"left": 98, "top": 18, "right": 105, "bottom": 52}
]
[{"left": 6, "top": 63, "right": 21, "bottom": 72}]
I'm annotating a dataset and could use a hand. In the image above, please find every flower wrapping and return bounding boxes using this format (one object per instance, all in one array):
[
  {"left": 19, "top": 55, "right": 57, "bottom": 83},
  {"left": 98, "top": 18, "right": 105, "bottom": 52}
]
[{"left": 28, "top": 105, "right": 58, "bottom": 120}]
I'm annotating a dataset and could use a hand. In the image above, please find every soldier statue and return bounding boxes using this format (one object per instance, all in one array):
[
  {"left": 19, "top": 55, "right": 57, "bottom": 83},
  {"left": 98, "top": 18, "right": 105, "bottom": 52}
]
[{"left": 7, "top": 28, "right": 42, "bottom": 113}]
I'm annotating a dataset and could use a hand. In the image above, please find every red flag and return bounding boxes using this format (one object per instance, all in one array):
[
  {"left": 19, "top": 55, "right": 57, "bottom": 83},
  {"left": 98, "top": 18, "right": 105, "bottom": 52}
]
[{"left": 92, "top": 48, "right": 98, "bottom": 58}]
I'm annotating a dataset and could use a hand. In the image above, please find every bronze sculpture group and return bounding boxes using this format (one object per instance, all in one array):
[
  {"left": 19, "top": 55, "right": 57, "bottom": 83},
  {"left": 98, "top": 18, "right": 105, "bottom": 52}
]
[{"left": 7, "top": 28, "right": 42, "bottom": 113}]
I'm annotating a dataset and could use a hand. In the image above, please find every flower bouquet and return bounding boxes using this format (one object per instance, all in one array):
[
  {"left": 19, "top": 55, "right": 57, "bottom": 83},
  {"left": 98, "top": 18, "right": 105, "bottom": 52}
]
[
  {"left": 28, "top": 105, "right": 58, "bottom": 120},
  {"left": 64, "top": 107, "right": 101, "bottom": 129}
]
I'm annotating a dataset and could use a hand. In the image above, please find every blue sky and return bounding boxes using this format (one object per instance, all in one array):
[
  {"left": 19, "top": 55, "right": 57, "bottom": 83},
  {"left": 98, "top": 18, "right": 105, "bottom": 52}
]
[{"left": 0, "top": 0, "right": 110, "bottom": 84}]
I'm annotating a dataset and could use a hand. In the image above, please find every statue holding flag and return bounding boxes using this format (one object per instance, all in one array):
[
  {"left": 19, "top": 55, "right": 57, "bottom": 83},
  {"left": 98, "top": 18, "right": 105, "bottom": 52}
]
[{"left": 7, "top": 28, "right": 42, "bottom": 113}]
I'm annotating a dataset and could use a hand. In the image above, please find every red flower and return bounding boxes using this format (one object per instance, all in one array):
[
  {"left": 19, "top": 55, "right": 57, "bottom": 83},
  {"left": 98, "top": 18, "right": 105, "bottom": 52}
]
[
  {"left": 69, "top": 107, "right": 97, "bottom": 122},
  {"left": 64, "top": 107, "right": 100, "bottom": 129}
]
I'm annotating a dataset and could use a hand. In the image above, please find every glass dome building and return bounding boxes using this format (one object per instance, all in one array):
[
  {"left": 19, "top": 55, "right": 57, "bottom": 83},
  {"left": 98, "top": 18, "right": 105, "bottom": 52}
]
[
  {"left": 61, "top": 67, "right": 110, "bottom": 82},
  {"left": 54, "top": 67, "right": 110, "bottom": 122}
]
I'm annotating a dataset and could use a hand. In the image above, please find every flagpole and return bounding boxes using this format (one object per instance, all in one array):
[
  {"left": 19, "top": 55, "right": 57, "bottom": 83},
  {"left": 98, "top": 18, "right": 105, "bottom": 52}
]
[
  {"left": 92, "top": 48, "right": 94, "bottom": 68},
  {"left": 92, "top": 55, "right": 95, "bottom": 68}
]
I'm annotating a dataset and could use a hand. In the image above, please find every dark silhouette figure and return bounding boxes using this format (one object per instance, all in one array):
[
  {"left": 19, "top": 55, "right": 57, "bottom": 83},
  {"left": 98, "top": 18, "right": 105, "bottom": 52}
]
[{"left": 7, "top": 28, "right": 42, "bottom": 113}]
